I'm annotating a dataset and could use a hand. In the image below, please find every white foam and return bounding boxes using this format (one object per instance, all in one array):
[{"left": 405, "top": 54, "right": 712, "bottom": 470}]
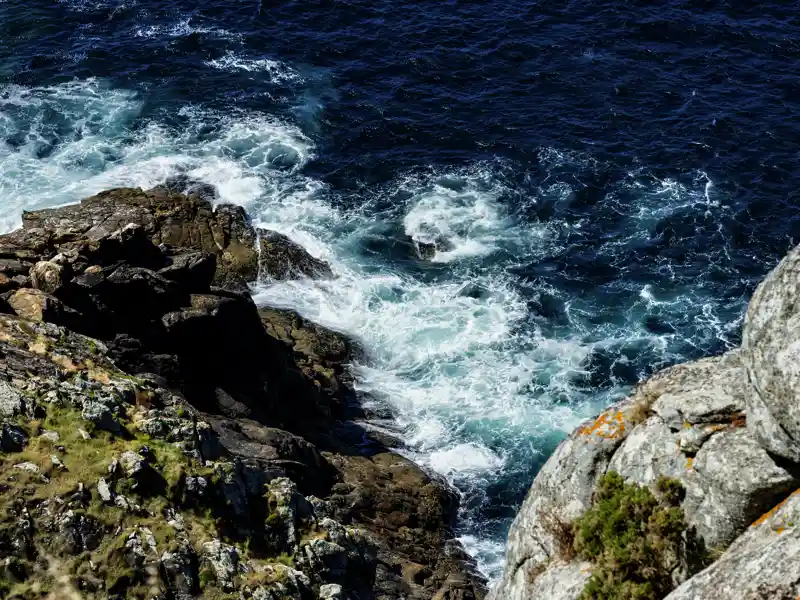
[
  {"left": 0, "top": 79, "right": 314, "bottom": 232},
  {"left": 399, "top": 167, "right": 552, "bottom": 263},
  {"left": 206, "top": 52, "right": 301, "bottom": 83},
  {"left": 3, "top": 79, "right": 724, "bottom": 584},
  {"left": 133, "top": 17, "right": 239, "bottom": 40},
  {"left": 429, "top": 443, "right": 505, "bottom": 477}
]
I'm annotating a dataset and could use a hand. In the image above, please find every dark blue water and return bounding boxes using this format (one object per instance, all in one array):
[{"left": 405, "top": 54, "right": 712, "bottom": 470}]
[{"left": 2, "top": 0, "right": 799, "bottom": 580}]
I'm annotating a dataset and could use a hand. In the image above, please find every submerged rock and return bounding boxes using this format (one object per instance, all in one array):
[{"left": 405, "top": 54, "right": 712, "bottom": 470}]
[{"left": 258, "top": 228, "right": 333, "bottom": 280}]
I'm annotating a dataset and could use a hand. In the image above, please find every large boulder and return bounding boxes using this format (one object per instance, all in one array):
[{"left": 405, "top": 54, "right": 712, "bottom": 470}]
[
  {"left": 664, "top": 490, "right": 800, "bottom": 600},
  {"left": 489, "top": 350, "right": 799, "bottom": 600},
  {"left": 742, "top": 243, "right": 800, "bottom": 462}
]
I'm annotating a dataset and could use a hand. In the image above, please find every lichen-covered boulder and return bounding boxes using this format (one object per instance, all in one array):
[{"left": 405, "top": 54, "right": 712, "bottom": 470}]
[
  {"left": 489, "top": 350, "right": 799, "bottom": 599},
  {"left": 665, "top": 490, "right": 800, "bottom": 600},
  {"left": 742, "top": 243, "right": 800, "bottom": 463},
  {"left": 488, "top": 397, "right": 641, "bottom": 600}
]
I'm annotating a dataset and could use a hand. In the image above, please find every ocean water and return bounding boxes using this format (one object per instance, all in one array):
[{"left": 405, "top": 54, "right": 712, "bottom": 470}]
[{"left": 2, "top": 0, "right": 799, "bottom": 582}]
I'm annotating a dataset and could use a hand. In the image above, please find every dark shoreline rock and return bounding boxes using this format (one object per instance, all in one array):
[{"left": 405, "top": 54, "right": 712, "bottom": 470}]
[{"left": 0, "top": 186, "right": 484, "bottom": 600}]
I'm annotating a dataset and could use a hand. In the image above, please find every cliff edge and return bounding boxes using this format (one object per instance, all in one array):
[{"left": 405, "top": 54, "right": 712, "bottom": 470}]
[{"left": 490, "top": 243, "right": 800, "bottom": 600}]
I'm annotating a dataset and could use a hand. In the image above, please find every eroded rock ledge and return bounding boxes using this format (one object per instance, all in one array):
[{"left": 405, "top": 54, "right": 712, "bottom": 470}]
[
  {"left": 489, "top": 245, "right": 800, "bottom": 600},
  {"left": 0, "top": 186, "right": 486, "bottom": 600}
]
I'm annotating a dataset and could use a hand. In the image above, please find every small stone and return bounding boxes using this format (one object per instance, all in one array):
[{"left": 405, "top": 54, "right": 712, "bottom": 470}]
[
  {"left": 78, "top": 428, "right": 91, "bottom": 440},
  {"left": 97, "top": 478, "right": 113, "bottom": 503},
  {"left": 319, "top": 583, "right": 345, "bottom": 599},
  {"left": 14, "top": 462, "right": 48, "bottom": 482},
  {"left": 114, "top": 495, "right": 139, "bottom": 512},
  {"left": 30, "top": 261, "right": 68, "bottom": 295},
  {"left": 39, "top": 430, "right": 60, "bottom": 443},
  {"left": 14, "top": 462, "right": 40, "bottom": 474},
  {"left": 50, "top": 455, "right": 67, "bottom": 471},
  {"left": 165, "top": 509, "right": 185, "bottom": 531}
]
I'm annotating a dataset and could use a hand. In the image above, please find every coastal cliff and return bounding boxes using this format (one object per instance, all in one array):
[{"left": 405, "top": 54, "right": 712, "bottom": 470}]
[
  {"left": 489, "top": 243, "right": 800, "bottom": 599},
  {"left": 0, "top": 185, "right": 486, "bottom": 600}
]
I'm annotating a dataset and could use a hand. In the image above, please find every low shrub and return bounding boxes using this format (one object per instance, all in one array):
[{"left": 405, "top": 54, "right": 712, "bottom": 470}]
[{"left": 574, "top": 471, "right": 704, "bottom": 600}]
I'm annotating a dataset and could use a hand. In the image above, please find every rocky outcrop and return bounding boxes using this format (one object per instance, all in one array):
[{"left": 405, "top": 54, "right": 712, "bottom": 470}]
[
  {"left": 0, "top": 186, "right": 483, "bottom": 600},
  {"left": 490, "top": 244, "right": 800, "bottom": 600},
  {"left": 664, "top": 490, "right": 800, "bottom": 600},
  {"left": 742, "top": 243, "right": 800, "bottom": 463}
]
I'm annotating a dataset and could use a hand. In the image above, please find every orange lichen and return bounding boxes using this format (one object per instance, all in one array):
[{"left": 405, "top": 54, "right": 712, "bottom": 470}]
[
  {"left": 751, "top": 489, "right": 800, "bottom": 527},
  {"left": 685, "top": 457, "right": 694, "bottom": 470},
  {"left": 577, "top": 409, "right": 627, "bottom": 440}
]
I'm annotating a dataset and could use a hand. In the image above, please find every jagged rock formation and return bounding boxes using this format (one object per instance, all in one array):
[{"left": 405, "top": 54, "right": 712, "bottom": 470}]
[
  {"left": 0, "top": 186, "right": 486, "bottom": 600},
  {"left": 490, "top": 244, "right": 800, "bottom": 600}
]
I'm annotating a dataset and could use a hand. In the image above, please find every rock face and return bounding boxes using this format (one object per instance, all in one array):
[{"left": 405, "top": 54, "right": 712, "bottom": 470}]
[
  {"left": 664, "top": 490, "right": 800, "bottom": 600},
  {"left": 490, "top": 243, "right": 800, "bottom": 600},
  {"left": 742, "top": 243, "right": 800, "bottom": 463},
  {"left": 0, "top": 186, "right": 483, "bottom": 600}
]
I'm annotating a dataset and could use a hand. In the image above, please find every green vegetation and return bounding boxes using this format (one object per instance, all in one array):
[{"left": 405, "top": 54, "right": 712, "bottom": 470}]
[{"left": 574, "top": 471, "right": 706, "bottom": 600}]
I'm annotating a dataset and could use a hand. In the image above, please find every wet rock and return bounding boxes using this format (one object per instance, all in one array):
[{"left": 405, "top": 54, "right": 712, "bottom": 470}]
[
  {"left": 413, "top": 235, "right": 455, "bottom": 260},
  {"left": 742, "top": 243, "right": 800, "bottom": 462},
  {"left": 257, "top": 229, "right": 333, "bottom": 280}
]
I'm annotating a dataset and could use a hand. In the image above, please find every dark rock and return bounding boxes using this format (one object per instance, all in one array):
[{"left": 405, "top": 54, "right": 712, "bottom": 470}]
[
  {"left": 57, "top": 510, "right": 103, "bottom": 555},
  {"left": 157, "top": 250, "right": 216, "bottom": 292},
  {"left": 413, "top": 235, "right": 455, "bottom": 260},
  {"left": 258, "top": 229, "right": 333, "bottom": 280},
  {"left": 206, "top": 415, "right": 332, "bottom": 496},
  {"left": 0, "top": 273, "right": 19, "bottom": 294},
  {"left": 6, "top": 288, "right": 85, "bottom": 330},
  {"left": 1, "top": 422, "right": 28, "bottom": 452}
]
